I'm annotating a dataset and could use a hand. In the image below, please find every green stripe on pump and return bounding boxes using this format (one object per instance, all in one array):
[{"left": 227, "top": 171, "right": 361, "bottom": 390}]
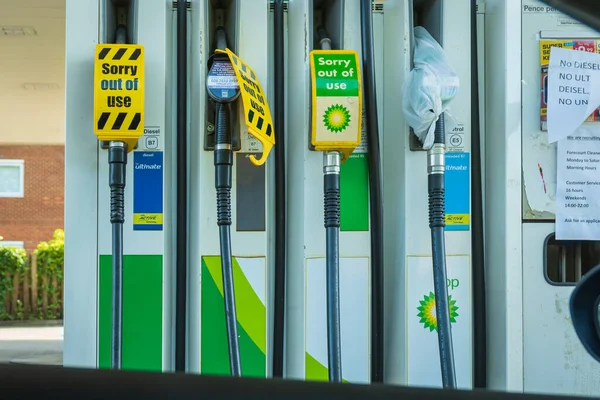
[
  {"left": 201, "top": 256, "right": 266, "bottom": 377},
  {"left": 98, "top": 255, "right": 163, "bottom": 371},
  {"left": 305, "top": 352, "right": 349, "bottom": 383},
  {"left": 340, "top": 153, "right": 369, "bottom": 231}
]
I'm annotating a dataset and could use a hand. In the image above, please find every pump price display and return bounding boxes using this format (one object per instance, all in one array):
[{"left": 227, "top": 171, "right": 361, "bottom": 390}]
[
  {"left": 309, "top": 50, "right": 362, "bottom": 158},
  {"left": 93, "top": 44, "right": 145, "bottom": 148},
  {"left": 215, "top": 49, "right": 275, "bottom": 166}
]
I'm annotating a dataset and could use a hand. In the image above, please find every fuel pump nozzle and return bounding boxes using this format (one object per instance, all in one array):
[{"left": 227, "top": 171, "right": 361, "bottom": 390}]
[{"left": 206, "top": 26, "right": 242, "bottom": 377}]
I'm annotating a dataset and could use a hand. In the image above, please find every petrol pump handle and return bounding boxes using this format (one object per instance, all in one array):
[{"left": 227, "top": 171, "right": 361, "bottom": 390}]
[
  {"left": 206, "top": 26, "right": 242, "bottom": 377},
  {"left": 428, "top": 113, "right": 457, "bottom": 388}
]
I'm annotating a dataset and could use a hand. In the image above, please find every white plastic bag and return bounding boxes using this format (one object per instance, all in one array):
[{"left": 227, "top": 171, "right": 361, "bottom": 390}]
[{"left": 402, "top": 26, "right": 460, "bottom": 150}]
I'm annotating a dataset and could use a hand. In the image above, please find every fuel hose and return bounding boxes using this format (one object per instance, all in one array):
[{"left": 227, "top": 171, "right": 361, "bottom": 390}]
[
  {"left": 109, "top": 141, "right": 126, "bottom": 370},
  {"left": 470, "top": 0, "right": 487, "bottom": 388},
  {"left": 428, "top": 113, "right": 457, "bottom": 388},
  {"left": 214, "top": 101, "right": 241, "bottom": 376},
  {"left": 272, "top": 0, "right": 286, "bottom": 378},
  {"left": 175, "top": 0, "right": 188, "bottom": 372},
  {"left": 360, "top": 0, "right": 384, "bottom": 383},
  {"left": 316, "top": 25, "right": 343, "bottom": 383},
  {"left": 323, "top": 151, "right": 342, "bottom": 382},
  {"left": 206, "top": 27, "right": 242, "bottom": 376},
  {"left": 109, "top": 23, "right": 128, "bottom": 371}
]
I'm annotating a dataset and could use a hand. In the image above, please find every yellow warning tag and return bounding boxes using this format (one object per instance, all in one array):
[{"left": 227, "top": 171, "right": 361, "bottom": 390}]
[
  {"left": 215, "top": 48, "right": 275, "bottom": 166},
  {"left": 93, "top": 44, "right": 145, "bottom": 151}
]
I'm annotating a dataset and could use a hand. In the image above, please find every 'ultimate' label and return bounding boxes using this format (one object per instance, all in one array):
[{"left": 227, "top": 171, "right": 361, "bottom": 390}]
[{"left": 133, "top": 151, "right": 163, "bottom": 231}]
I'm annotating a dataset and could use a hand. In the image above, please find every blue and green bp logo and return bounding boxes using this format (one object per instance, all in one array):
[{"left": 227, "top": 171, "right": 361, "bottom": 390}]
[
  {"left": 323, "top": 104, "right": 351, "bottom": 133},
  {"left": 417, "top": 292, "right": 459, "bottom": 332}
]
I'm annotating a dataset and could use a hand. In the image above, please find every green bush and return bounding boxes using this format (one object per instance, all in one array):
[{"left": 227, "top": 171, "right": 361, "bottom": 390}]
[
  {"left": 34, "top": 229, "right": 65, "bottom": 319},
  {"left": 0, "top": 244, "right": 28, "bottom": 319},
  {"left": 35, "top": 229, "right": 64, "bottom": 278}
]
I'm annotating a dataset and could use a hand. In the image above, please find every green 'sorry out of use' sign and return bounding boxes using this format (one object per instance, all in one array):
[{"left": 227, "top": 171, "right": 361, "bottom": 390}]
[{"left": 310, "top": 50, "right": 362, "bottom": 151}]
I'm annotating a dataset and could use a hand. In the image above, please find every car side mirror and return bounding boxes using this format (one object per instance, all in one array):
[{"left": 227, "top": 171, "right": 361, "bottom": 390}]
[{"left": 570, "top": 263, "right": 600, "bottom": 362}]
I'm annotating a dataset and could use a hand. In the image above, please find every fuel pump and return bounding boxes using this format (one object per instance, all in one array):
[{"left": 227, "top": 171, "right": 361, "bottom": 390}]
[
  {"left": 402, "top": 26, "right": 460, "bottom": 388},
  {"left": 205, "top": 27, "right": 242, "bottom": 377},
  {"left": 309, "top": 26, "right": 363, "bottom": 383},
  {"left": 204, "top": 25, "right": 276, "bottom": 377},
  {"left": 93, "top": 18, "right": 145, "bottom": 369}
]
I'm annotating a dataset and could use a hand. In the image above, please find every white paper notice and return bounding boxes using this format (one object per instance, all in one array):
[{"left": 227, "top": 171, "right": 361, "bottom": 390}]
[
  {"left": 547, "top": 46, "right": 600, "bottom": 143},
  {"left": 556, "top": 126, "right": 600, "bottom": 240}
]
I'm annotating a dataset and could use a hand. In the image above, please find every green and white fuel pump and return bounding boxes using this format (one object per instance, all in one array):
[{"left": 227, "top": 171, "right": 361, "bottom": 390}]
[
  {"left": 309, "top": 27, "right": 363, "bottom": 382},
  {"left": 66, "top": 0, "right": 483, "bottom": 387}
]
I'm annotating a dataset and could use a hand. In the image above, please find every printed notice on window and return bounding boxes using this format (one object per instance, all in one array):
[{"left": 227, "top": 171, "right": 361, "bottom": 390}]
[
  {"left": 556, "top": 126, "right": 600, "bottom": 240},
  {"left": 547, "top": 46, "right": 600, "bottom": 143}
]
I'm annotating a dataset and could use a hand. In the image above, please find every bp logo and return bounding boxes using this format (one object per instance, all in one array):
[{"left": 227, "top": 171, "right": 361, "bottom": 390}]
[
  {"left": 417, "top": 292, "right": 459, "bottom": 332},
  {"left": 323, "top": 104, "right": 351, "bottom": 133}
]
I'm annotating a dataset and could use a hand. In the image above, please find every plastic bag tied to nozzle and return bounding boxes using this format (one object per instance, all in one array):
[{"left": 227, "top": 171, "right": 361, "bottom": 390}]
[{"left": 402, "top": 27, "right": 459, "bottom": 150}]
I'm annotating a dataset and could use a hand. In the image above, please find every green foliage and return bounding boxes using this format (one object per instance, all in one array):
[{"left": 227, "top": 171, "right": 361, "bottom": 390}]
[
  {"left": 0, "top": 245, "right": 27, "bottom": 275},
  {"left": 0, "top": 243, "right": 28, "bottom": 320},
  {"left": 35, "top": 229, "right": 65, "bottom": 320},
  {"left": 0, "top": 229, "right": 65, "bottom": 321},
  {"left": 35, "top": 229, "right": 64, "bottom": 278}
]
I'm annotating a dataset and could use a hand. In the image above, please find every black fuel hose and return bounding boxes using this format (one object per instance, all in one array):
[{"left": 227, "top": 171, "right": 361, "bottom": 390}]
[
  {"left": 109, "top": 22, "right": 128, "bottom": 372},
  {"left": 175, "top": 0, "right": 188, "bottom": 373},
  {"left": 109, "top": 142, "right": 126, "bottom": 370},
  {"left": 360, "top": 0, "right": 384, "bottom": 383},
  {"left": 214, "top": 102, "right": 242, "bottom": 376},
  {"left": 470, "top": 0, "right": 487, "bottom": 389},
  {"left": 317, "top": 25, "right": 343, "bottom": 383},
  {"left": 428, "top": 114, "right": 457, "bottom": 388},
  {"left": 272, "top": 0, "right": 286, "bottom": 379},
  {"left": 324, "top": 153, "right": 342, "bottom": 382}
]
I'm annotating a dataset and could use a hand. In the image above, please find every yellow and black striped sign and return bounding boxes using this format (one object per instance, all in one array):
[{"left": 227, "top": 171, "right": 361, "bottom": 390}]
[
  {"left": 96, "top": 111, "right": 141, "bottom": 131},
  {"left": 215, "top": 48, "right": 275, "bottom": 166},
  {"left": 93, "top": 44, "right": 145, "bottom": 148}
]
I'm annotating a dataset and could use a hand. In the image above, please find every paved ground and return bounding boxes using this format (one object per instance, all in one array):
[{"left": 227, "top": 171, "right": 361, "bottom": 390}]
[{"left": 0, "top": 326, "right": 63, "bottom": 365}]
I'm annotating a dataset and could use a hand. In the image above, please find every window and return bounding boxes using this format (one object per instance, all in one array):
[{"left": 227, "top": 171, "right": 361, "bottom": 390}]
[
  {"left": 0, "top": 159, "right": 24, "bottom": 197},
  {"left": 0, "top": 241, "right": 24, "bottom": 249}
]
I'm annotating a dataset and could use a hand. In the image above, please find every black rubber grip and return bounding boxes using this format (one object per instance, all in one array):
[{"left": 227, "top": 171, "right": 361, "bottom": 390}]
[
  {"left": 434, "top": 113, "right": 445, "bottom": 145},
  {"left": 108, "top": 145, "right": 127, "bottom": 224},
  {"left": 213, "top": 100, "right": 233, "bottom": 226},
  {"left": 110, "top": 186, "right": 125, "bottom": 224},
  {"left": 217, "top": 187, "right": 232, "bottom": 226},
  {"left": 324, "top": 173, "right": 341, "bottom": 229},
  {"left": 216, "top": 102, "right": 228, "bottom": 145},
  {"left": 428, "top": 174, "right": 445, "bottom": 229}
]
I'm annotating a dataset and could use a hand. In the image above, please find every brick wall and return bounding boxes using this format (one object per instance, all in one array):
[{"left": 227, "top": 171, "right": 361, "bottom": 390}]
[{"left": 0, "top": 145, "right": 64, "bottom": 251}]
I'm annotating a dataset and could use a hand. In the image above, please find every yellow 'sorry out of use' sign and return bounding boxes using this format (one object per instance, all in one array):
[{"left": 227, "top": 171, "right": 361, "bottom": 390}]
[
  {"left": 215, "top": 48, "right": 275, "bottom": 166},
  {"left": 93, "top": 44, "right": 145, "bottom": 151}
]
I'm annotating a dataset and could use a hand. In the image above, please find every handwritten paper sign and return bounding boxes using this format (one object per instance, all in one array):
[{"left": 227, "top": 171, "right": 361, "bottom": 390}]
[{"left": 547, "top": 46, "right": 600, "bottom": 143}]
